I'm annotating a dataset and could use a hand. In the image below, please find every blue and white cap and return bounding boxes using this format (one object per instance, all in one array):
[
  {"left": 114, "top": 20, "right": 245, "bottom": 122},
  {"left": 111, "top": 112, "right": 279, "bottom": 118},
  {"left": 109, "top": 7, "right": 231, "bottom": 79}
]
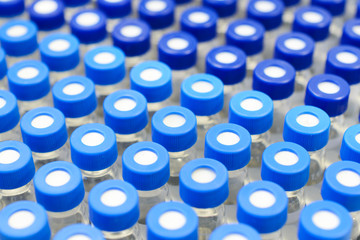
[
  {"left": 104, "top": 89, "right": 148, "bottom": 135},
  {"left": 262, "top": 142, "right": 310, "bottom": 191},
  {"left": 0, "top": 201, "right": 51, "bottom": 240},
  {"left": 247, "top": 0, "right": 284, "bottom": 31},
  {"left": 341, "top": 19, "right": 360, "bottom": 48},
  {"left": 0, "top": 90, "right": 19, "bottom": 134},
  {"left": 0, "top": 0, "right": 24, "bottom": 18},
  {"left": 89, "top": 180, "right": 139, "bottom": 232},
  {"left": 204, "top": 123, "right": 251, "bottom": 171},
  {"left": 62, "top": 0, "right": 89, "bottom": 7},
  {"left": 54, "top": 224, "right": 104, "bottom": 240},
  {"left": 325, "top": 45, "right": 360, "bottom": 85},
  {"left": 229, "top": 90, "right": 273, "bottom": 135},
  {"left": 0, "top": 20, "right": 38, "bottom": 57},
  {"left": 274, "top": 32, "right": 315, "bottom": 71},
  {"left": 138, "top": 0, "right": 174, "bottom": 30},
  {"left": 293, "top": 6, "right": 332, "bottom": 42},
  {"left": 282, "top": 0, "right": 300, "bottom": 7},
  {"left": 298, "top": 201, "right": 352, "bottom": 240},
  {"left": 226, "top": 19, "right": 265, "bottom": 56},
  {"left": 28, "top": 0, "right": 65, "bottom": 31},
  {"left": 130, "top": 61, "right": 172, "bottom": 103},
  {"left": 203, "top": 0, "right": 237, "bottom": 18},
  {"left": 253, "top": 59, "right": 296, "bottom": 100},
  {"left": 358, "top": 1, "right": 360, "bottom": 18},
  {"left": 209, "top": 224, "right": 261, "bottom": 240},
  {"left": 206, "top": 45, "right": 247, "bottom": 85},
  {"left": 147, "top": 201, "right": 198, "bottom": 240},
  {"left": 34, "top": 161, "right": 85, "bottom": 212},
  {"left": 20, "top": 107, "right": 68, "bottom": 153},
  {"left": 84, "top": 46, "right": 126, "bottom": 86},
  {"left": 70, "top": 9, "right": 107, "bottom": 44},
  {"left": 179, "top": 158, "right": 229, "bottom": 208},
  {"left": 305, "top": 74, "right": 350, "bottom": 117},
  {"left": 70, "top": 123, "right": 118, "bottom": 171},
  {"left": 0, "top": 48, "right": 7, "bottom": 81},
  {"left": 340, "top": 124, "right": 360, "bottom": 162},
  {"left": 311, "top": 0, "right": 345, "bottom": 16},
  {"left": 158, "top": 31, "right": 197, "bottom": 70},
  {"left": 112, "top": 19, "right": 151, "bottom": 57},
  {"left": 237, "top": 180, "right": 288, "bottom": 233},
  {"left": 152, "top": 106, "right": 197, "bottom": 152},
  {"left": 122, "top": 141, "right": 170, "bottom": 191},
  {"left": 97, "top": 0, "right": 131, "bottom": 19},
  {"left": 283, "top": 105, "right": 330, "bottom": 151}
]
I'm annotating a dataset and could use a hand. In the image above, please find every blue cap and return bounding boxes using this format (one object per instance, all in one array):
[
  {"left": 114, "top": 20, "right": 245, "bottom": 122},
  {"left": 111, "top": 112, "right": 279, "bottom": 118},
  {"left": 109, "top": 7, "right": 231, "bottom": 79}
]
[
  {"left": 62, "top": 0, "right": 89, "bottom": 7},
  {"left": 247, "top": 0, "right": 284, "bottom": 30},
  {"left": 104, "top": 89, "right": 148, "bottom": 134},
  {"left": 0, "top": 201, "right": 51, "bottom": 240},
  {"left": 237, "top": 180, "right": 288, "bottom": 233},
  {"left": 261, "top": 141, "right": 311, "bottom": 191},
  {"left": 357, "top": 1, "right": 360, "bottom": 18},
  {"left": 0, "top": 0, "right": 24, "bottom": 17},
  {"left": 205, "top": 45, "right": 247, "bottom": 85},
  {"left": 70, "top": 123, "right": 118, "bottom": 171},
  {"left": 253, "top": 59, "right": 296, "bottom": 100},
  {"left": 0, "top": 90, "right": 19, "bottom": 133},
  {"left": 70, "top": 9, "right": 107, "bottom": 44},
  {"left": 282, "top": 0, "right": 300, "bottom": 6},
  {"left": 89, "top": 179, "right": 139, "bottom": 231},
  {"left": 54, "top": 224, "right": 104, "bottom": 240},
  {"left": 229, "top": 90, "right": 273, "bottom": 135},
  {"left": 274, "top": 32, "right": 315, "bottom": 71},
  {"left": 112, "top": 19, "right": 151, "bottom": 57},
  {"left": 209, "top": 224, "right": 261, "bottom": 240},
  {"left": 298, "top": 201, "right": 352, "bottom": 240},
  {"left": 293, "top": 6, "right": 332, "bottom": 42},
  {"left": 158, "top": 31, "right": 197, "bottom": 70},
  {"left": 340, "top": 124, "right": 360, "bottom": 162},
  {"left": 152, "top": 106, "right": 197, "bottom": 152},
  {"left": 84, "top": 46, "right": 126, "bottom": 86},
  {"left": 97, "top": 0, "right": 131, "bottom": 19},
  {"left": 130, "top": 61, "right": 172, "bottom": 103},
  {"left": 20, "top": 107, "right": 68, "bottom": 153},
  {"left": 138, "top": 0, "right": 174, "bottom": 30},
  {"left": 34, "top": 161, "right": 85, "bottom": 212},
  {"left": 341, "top": 19, "right": 360, "bottom": 48},
  {"left": 122, "top": 141, "right": 170, "bottom": 191},
  {"left": 39, "top": 33, "right": 79, "bottom": 72},
  {"left": 305, "top": 74, "right": 350, "bottom": 117},
  {"left": 283, "top": 105, "right": 330, "bottom": 151},
  {"left": 0, "top": 48, "right": 7, "bottom": 81},
  {"left": 204, "top": 123, "right": 251, "bottom": 171},
  {"left": 7, "top": 60, "right": 50, "bottom": 101},
  {"left": 311, "top": 0, "right": 345, "bottom": 16},
  {"left": 203, "top": 0, "right": 237, "bottom": 17},
  {"left": 226, "top": 19, "right": 265, "bottom": 56},
  {"left": 28, "top": 0, "right": 65, "bottom": 31},
  {"left": 146, "top": 201, "right": 198, "bottom": 240},
  {"left": 0, "top": 20, "right": 38, "bottom": 57}
]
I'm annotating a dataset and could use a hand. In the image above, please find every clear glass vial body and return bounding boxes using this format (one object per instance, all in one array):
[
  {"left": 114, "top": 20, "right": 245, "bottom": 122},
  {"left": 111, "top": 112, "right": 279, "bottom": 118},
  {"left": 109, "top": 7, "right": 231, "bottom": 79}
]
[
  {"left": 261, "top": 229, "right": 283, "bottom": 240},
  {"left": 32, "top": 142, "right": 70, "bottom": 170},
  {"left": 197, "top": 39, "right": 222, "bottom": 72},
  {"left": 248, "top": 132, "right": 271, "bottom": 182},
  {"left": 18, "top": 93, "right": 53, "bottom": 117},
  {"left": 95, "top": 81, "right": 127, "bottom": 118},
  {"left": 66, "top": 112, "right": 98, "bottom": 136},
  {"left": 271, "top": 99, "right": 290, "bottom": 136},
  {"left": 79, "top": 38, "right": 112, "bottom": 57},
  {"left": 351, "top": 211, "right": 360, "bottom": 240},
  {"left": 247, "top": 53, "right": 265, "bottom": 75},
  {"left": 0, "top": 182, "right": 35, "bottom": 210},
  {"left": 286, "top": 188, "right": 305, "bottom": 224},
  {"left": 0, "top": 123, "right": 21, "bottom": 142},
  {"left": 171, "top": 66, "right": 198, "bottom": 104},
  {"left": 291, "top": 69, "right": 314, "bottom": 107},
  {"left": 49, "top": 64, "right": 84, "bottom": 86},
  {"left": 264, "top": 27, "right": 288, "bottom": 58},
  {"left": 194, "top": 205, "right": 225, "bottom": 240},
  {"left": 116, "top": 130, "right": 147, "bottom": 155},
  {"left": 6, "top": 50, "right": 40, "bottom": 68},
  {"left": 313, "top": 36, "right": 338, "bottom": 75},
  {"left": 195, "top": 114, "right": 222, "bottom": 156},
  {"left": 102, "top": 224, "right": 143, "bottom": 240},
  {"left": 38, "top": 25, "right": 70, "bottom": 41}
]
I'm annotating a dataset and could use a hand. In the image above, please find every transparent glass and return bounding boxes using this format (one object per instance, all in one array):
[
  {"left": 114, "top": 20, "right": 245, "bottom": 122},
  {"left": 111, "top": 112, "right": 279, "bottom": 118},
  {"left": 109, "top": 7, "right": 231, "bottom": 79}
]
[
  {"left": 80, "top": 38, "right": 112, "bottom": 57},
  {"left": 286, "top": 188, "right": 305, "bottom": 224},
  {"left": 38, "top": 25, "right": 70, "bottom": 41},
  {"left": 195, "top": 114, "right": 222, "bottom": 156},
  {"left": 0, "top": 13, "right": 27, "bottom": 26},
  {"left": 194, "top": 205, "right": 225, "bottom": 240},
  {"left": 116, "top": 129, "right": 147, "bottom": 156},
  {"left": 261, "top": 229, "right": 283, "bottom": 240},
  {"left": 50, "top": 63, "right": 84, "bottom": 86},
  {"left": 0, "top": 182, "right": 35, "bottom": 210},
  {"left": 264, "top": 26, "right": 288, "bottom": 59},
  {"left": 351, "top": 211, "right": 360, "bottom": 240},
  {"left": 197, "top": 38, "right": 222, "bottom": 73},
  {"left": 6, "top": 50, "right": 40, "bottom": 67},
  {"left": 330, "top": 16, "right": 344, "bottom": 38},
  {"left": 32, "top": 141, "right": 70, "bottom": 170},
  {"left": 66, "top": 111, "right": 98, "bottom": 136},
  {"left": 102, "top": 224, "right": 143, "bottom": 240},
  {"left": 270, "top": 100, "right": 290, "bottom": 139},
  {"left": 325, "top": 115, "right": 345, "bottom": 168},
  {"left": 151, "top": 25, "right": 177, "bottom": 48},
  {"left": 222, "top": 81, "right": 245, "bottom": 120},
  {"left": 0, "top": 76, "right": 7, "bottom": 90},
  {"left": 313, "top": 36, "right": 338, "bottom": 75},
  {"left": 0, "top": 123, "right": 21, "bottom": 142},
  {"left": 170, "top": 66, "right": 198, "bottom": 104},
  {"left": 125, "top": 50, "right": 154, "bottom": 77},
  {"left": 217, "top": 16, "right": 238, "bottom": 39},
  {"left": 107, "top": 18, "right": 122, "bottom": 33},
  {"left": 247, "top": 53, "right": 265, "bottom": 77},
  {"left": 175, "top": 1, "right": 199, "bottom": 20},
  {"left": 248, "top": 132, "right": 271, "bottom": 182},
  {"left": 147, "top": 99, "right": 171, "bottom": 116},
  {"left": 346, "top": 84, "right": 360, "bottom": 120},
  {"left": 304, "top": 148, "right": 325, "bottom": 204},
  {"left": 291, "top": 68, "right": 313, "bottom": 107},
  {"left": 18, "top": 92, "right": 53, "bottom": 117}
]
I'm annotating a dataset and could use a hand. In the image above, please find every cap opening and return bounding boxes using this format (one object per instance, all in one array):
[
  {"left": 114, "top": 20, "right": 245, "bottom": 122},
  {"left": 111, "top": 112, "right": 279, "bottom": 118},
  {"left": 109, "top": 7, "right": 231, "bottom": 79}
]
[
  {"left": 191, "top": 81, "right": 214, "bottom": 93},
  {"left": 0, "top": 149, "right": 20, "bottom": 164},
  {"left": 284, "top": 38, "right": 306, "bottom": 51},
  {"left": 93, "top": 52, "right": 116, "bottom": 65},
  {"left": 217, "top": 131, "right": 240, "bottom": 146},
  {"left": 223, "top": 234, "right": 248, "bottom": 240},
  {"left": 336, "top": 170, "right": 360, "bottom": 187},
  {"left": 188, "top": 12, "right": 210, "bottom": 24},
  {"left": 81, "top": 132, "right": 105, "bottom": 147},
  {"left": 235, "top": 25, "right": 256, "bottom": 37},
  {"left": 0, "top": 97, "right": 6, "bottom": 109},
  {"left": 302, "top": 11, "right": 323, "bottom": 23},
  {"left": 62, "top": 83, "right": 85, "bottom": 96},
  {"left": 140, "top": 68, "right": 163, "bottom": 81},
  {"left": 34, "top": 0, "right": 58, "bottom": 14},
  {"left": 8, "top": 210, "right": 35, "bottom": 229},
  {"left": 264, "top": 66, "right": 286, "bottom": 78},
  {"left": 215, "top": 52, "right": 237, "bottom": 64},
  {"left": 100, "top": 189, "right": 127, "bottom": 207},
  {"left": 167, "top": 38, "right": 189, "bottom": 50},
  {"left": 120, "top": 25, "right": 142, "bottom": 38},
  {"left": 254, "top": 1, "right": 276, "bottom": 13},
  {"left": 159, "top": 211, "right": 186, "bottom": 230},
  {"left": 45, "top": 170, "right": 71, "bottom": 187},
  {"left": 352, "top": 25, "right": 360, "bottom": 36},
  {"left": 163, "top": 114, "right": 186, "bottom": 128},
  {"left": 312, "top": 210, "right": 340, "bottom": 230},
  {"left": 145, "top": 0, "right": 167, "bottom": 12},
  {"left": 6, "top": 25, "right": 28, "bottom": 38},
  {"left": 68, "top": 235, "right": 91, "bottom": 240},
  {"left": 191, "top": 167, "right": 216, "bottom": 184},
  {"left": 17, "top": 67, "right": 39, "bottom": 80},
  {"left": 114, "top": 98, "right": 137, "bottom": 111},
  {"left": 76, "top": 12, "right": 100, "bottom": 27},
  {"left": 240, "top": 98, "right": 263, "bottom": 111},
  {"left": 336, "top": 51, "right": 358, "bottom": 64},
  {"left": 249, "top": 190, "right": 276, "bottom": 208},
  {"left": 296, "top": 113, "right": 319, "bottom": 127},
  {"left": 274, "top": 150, "right": 299, "bottom": 166},
  {"left": 31, "top": 115, "right": 55, "bottom": 129},
  {"left": 133, "top": 150, "right": 158, "bottom": 165},
  {"left": 317, "top": 81, "right": 340, "bottom": 94},
  {"left": 48, "top": 39, "right": 70, "bottom": 52}
]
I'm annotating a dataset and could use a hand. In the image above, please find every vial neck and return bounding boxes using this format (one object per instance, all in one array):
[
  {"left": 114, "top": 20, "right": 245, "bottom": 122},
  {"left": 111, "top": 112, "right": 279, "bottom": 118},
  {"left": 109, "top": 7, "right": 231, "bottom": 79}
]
[
  {"left": 228, "top": 167, "right": 247, "bottom": 179},
  {"left": 196, "top": 114, "right": 221, "bottom": 127},
  {"left": 81, "top": 165, "right": 113, "bottom": 178},
  {"left": 261, "top": 229, "right": 283, "bottom": 240},
  {"left": 193, "top": 204, "right": 225, "bottom": 218},
  {"left": 47, "top": 200, "right": 84, "bottom": 218},
  {"left": 137, "top": 184, "right": 168, "bottom": 198},
  {"left": 251, "top": 131, "right": 270, "bottom": 143},
  {"left": 116, "top": 130, "right": 146, "bottom": 143},
  {"left": 0, "top": 182, "right": 32, "bottom": 196},
  {"left": 102, "top": 224, "right": 138, "bottom": 239}
]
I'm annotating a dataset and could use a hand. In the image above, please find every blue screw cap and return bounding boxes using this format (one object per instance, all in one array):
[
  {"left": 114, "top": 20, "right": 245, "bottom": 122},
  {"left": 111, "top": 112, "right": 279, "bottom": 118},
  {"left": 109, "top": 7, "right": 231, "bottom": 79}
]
[
  {"left": 0, "top": 90, "right": 19, "bottom": 133},
  {"left": 28, "top": 0, "right": 65, "bottom": 31},
  {"left": 311, "top": 0, "right": 345, "bottom": 16},
  {"left": 0, "top": 0, "right": 24, "bottom": 18},
  {"left": 54, "top": 224, "right": 104, "bottom": 240},
  {"left": 62, "top": 0, "right": 89, "bottom": 7},
  {"left": 247, "top": 0, "right": 284, "bottom": 30},
  {"left": 138, "top": 0, "right": 174, "bottom": 30},
  {"left": 340, "top": 124, "right": 360, "bottom": 162},
  {"left": 209, "top": 224, "right": 261, "bottom": 240},
  {"left": 203, "top": 0, "right": 237, "bottom": 18},
  {"left": 282, "top": 0, "right": 300, "bottom": 6},
  {"left": 0, "top": 48, "right": 7, "bottom": 81},
  {"left": 341, "top": 19, "right": 360, "bottom": 48},
  {"left": 97, "top": 0, "right": 131, "bottom": 19}
]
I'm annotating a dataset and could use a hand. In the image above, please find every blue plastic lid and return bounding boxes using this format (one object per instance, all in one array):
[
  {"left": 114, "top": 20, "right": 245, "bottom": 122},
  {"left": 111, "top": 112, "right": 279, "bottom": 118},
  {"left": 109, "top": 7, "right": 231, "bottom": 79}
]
[
  {"left": 174, "top": 0, "right": 191, "bottom": 3},
  {"left": 283, "top": 105, "right": 330, "bottom": 151},
  {"left": 0, "top": 48, "right": 7, "bottom": 81},
  {"left": 0, "top": 201, "right": 51, "bottom": 240},
  {"left": 104, "top": 89, "right": 148, "bottom": 135},
  {"left": 112, "top": 18, "right": 151, "bottom": 57},
  {"left": 62, "top": 0, "right": 89, "bottom": 7},
  {"left": 298, "top": 201, "right": 352, "bottom": 240},
  {"left": 340, "top": 124, "right": 360, "bottom": 162},
  {"left": 282, "top": 0, "right": 300, "bottom": 6},
  {"left": 28, "top": 0, "right": 65, "bottom": 31},
  {"left": 274, "top": 32, "right": 315, "bottom": 71},
  {"left": 311, "top": 0, "right": 345, "bottom": 16},
  {"left": 70, "top": 9, "right": 107, "bottom": 44},
  {"left": 357, "top": 1, "right": 360, "bottom": 18},
  {"left": 152, "top": 106, "right": 197, "bottom": 152},
  {"left": 122, "top": 141, "right": 170, "bottom": 191},
  {"left": 226, "top": 18, "right": 265, "bottom": 56},
  {"left": 158, "top": 31, "right": 197, "bottom": 70},
  {"left": 209, "top": 224, "right": 261, "bottom": 240},
  {"left": 84, "top": 46, "right": 126, "bottom": 86},
  {"left": 252, "top": 59, "right": 296, "bottom": 100},
  {"left": 34, "top": 161, "right": 85, "bottom": 212},
  {"left": 0, "top": 90, "right": 20, "bottom": 133},
  {"left": 247, "top": 0, "right": 284, "bottom": 30},
  {"left": 229, "top": 90, "right": 273, "bottom": 135},
  {"left": 205, "top": 45, "right": 247, "bottom": 85},
  {"left": 138, "top": 0, "right": 175, "bottom": 30},
  {"left": 237, "top": 180, "right": 288, "bottom": 233},
  {"left": 305, "top": 74, "right": 350, "bottom": 117},
  {"left": 203, "top": 0, "right": 237, "bottom": 17},
  {"left": 97, "top": 0, "right": 131, "bottom": 19},
  {"left": 341, "top": 19, "right": 360, "bottom": 48},
  {"left": 0, "top": 20, "right": 38, "bottom": 57},
  {"left": 146, "top": 201, "right": 198, "bottom": 240},
  {"left": 130, "top": 61, "right": 172, "bottom": 103},
  {"left": 20, "top": 107, "right": 68, "bottom": 153},
  {"left": 89, "top": 179, "right": 139, "bottom": 232},
  {"left": 54, "top": 224, "right": 104, "bottom": 240},
  {"left": 0, "top": 0, "right": 24, "bottom": 17}
]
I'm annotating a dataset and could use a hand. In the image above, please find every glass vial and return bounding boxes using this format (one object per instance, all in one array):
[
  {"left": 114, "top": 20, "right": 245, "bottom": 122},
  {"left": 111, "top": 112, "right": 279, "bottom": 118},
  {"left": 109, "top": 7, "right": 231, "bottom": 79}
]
[
  {"left": 340, "top": 124, "right": 360, "bottom": 162},
  {"left": 174, "top": 0, "right": 199, "bottom": 21},
  {"left": 0, "top": 90, "right": 21, "bottom": 141},
  {"left": 341, "top": 19, "right": 360, "bottom": 49},
  {"left": 62, "top": 0, "right": 93, "bottom": 22},
  {"left": 209, "top": 223, "right": 261, "bottom": 240},
  {"left": 97, "top": 0, "right": 132, "bottom": 33},
  {"left": 54, "top": 224, "right": 105, "bottom": 240}
]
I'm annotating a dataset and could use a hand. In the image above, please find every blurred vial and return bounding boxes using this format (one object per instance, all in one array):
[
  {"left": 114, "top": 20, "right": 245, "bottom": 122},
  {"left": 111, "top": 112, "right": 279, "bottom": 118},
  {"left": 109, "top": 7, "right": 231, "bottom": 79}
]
[
  {"left": 54, "top": 224, "right": 104, "bottom": 240},
  {"left": 282, "top": 0, "right": 302, "bottom": 25},
  {"left": 0, "top": 0, "right": 25, "bottom": 26},
  {"left": 20, "top": 107, "right": 69, "bottom": 170},
  {"left": 62, "top": 0, "right": 93, "bottom": 23},
  {"left": 34, "top": 161, "right": 88, "bottom": 235},
  {"left": 0, "top": 49, "right": 7, "bottom": 90},
  {"left": 209, "top": 223, "right": 261, "bottom": 240},
  {"left": 237, "top": 181, "right": 288, "bottom": 239},
  {"left": 0, "top": 90, "right": 20, "bottom": 141},
  {"left": 151, "top": 106, "right": 197, "bottom": 201},
  {"left": 341, "top": 19, "right": 360, "bottom": 49},
  {"left": 204, "top": 123, "right": 251, "bottom": 223},
  {"left": 7, "top": 60, "right": 51, "bottom": 116},
  {"left": 298, "top": 200, "right": 352, "bottom": 240},
  {"left": 179, "top": 158, "right": 229, "bottom": 240},
  {"left": 97, "top": 0, "right": 131, "bottom": 33},
  {"left": 89, "top": 180, "right": 142, "bottom": 240},
  {"left": 0, "top": 201, "right": 51, "bottom": 240},
  {"left": 174, "top": 0, "right": 199, "bottom": 21},
  {"left": 122, "top": 141, "right": 170, "bottom": 226},
  {"left": 340, "top": 124, "right": 360, "bottom": 162}
]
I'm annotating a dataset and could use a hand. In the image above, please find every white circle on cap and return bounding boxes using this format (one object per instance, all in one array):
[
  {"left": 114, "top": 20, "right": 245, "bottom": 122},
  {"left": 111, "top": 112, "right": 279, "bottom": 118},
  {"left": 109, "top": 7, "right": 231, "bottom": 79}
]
[
  {"left": 249, "top": 190, "right": 276, "bottom": 208},
  {"left": 355, "top": 133, "right": 360, "bottom": 144},
  {"left": 336, "top": 170, "right": 360, "bottom": 187},
  {"left": 223, "top": 234, "right": 248, "bottom": 240},
  {"left": 312, "top": 210, "right": 340, "bottom": 230},
  {"left": 215, "top": 52, "right": 237, "bottom": 64},
  {"left": 254, "top": 1, "right": 276, "bottom": 12},
  {"left": 302, "top": 11, "right": 324, "bottom": 23},
  {"left": 45, "top": 170, "right": 71, "bottom": 187},
  {"left": 163, "top": 114, "right": 186, "bottom": 128},
  {"left": 0, "top": 97, "right": 6, "bottom": 109},
  {"left": 93, "top": 52, "right": 116, "bottom": 65},
  {"left": 352, "top": 25, "right": 360, "bottom": 36},
  {"left": 68, "top": 235, "right": 91, "bottom": 240},
  {"left": 114, "top": 98, "right": 137, "bottom": 111},
  {"left": 48, "top": 39, "right": 70, "bottom": 52},
  {"left": 62, "top": 83, "right": 85, "bottom": 96},
  {"left": 120, "top": 25, "right": 142, "bottom": 38},
  {"left": 217, "top": 132, "right": 240, "bottom": 146},
  {"left": 0, "top": 149, "right": 20, "bottom": 164},
  {"left": 81, "top": 132, "right": 105, "bottom": 147},
  {"left": 8, "top": 210, "right": 35, "bottom": 229},
  {"left": 140, "top": 68, "right": 163, "bottom": 81},
  {"left": 235, "top": 25, "right": 256, "bottom": 37},
  {"left": 34, "top": 0, "right": 58, "bottom": 14},
  {"left": 317, "top": 81, "right": 340, "bottom": 94},
  {"left": 167, "top": 38, "right": 189, "bottom": 50},
  {"left": 101, "top": 189, "right": 127, "bottom": 207},
  {"left": 264, "top": 66, "right": 286, "bottom": 78},
  {"left": 274, "top": 151, "right": 299, "bottom": 166},
  {"left": 284, "top": 38, "right": 306, "bottom": 51},
  {"left": 146, "top": 0, "right": 166, "bottom": 12},
  {"left": 240, "top": 98, "right": 263, "bottom": 111},
  {"left": 336, "top": 51, "right": 358, "bottom": 64},
  {"left": 191, "top": 81, "right": 214, "bottom": 93},
  {"left": 188, "top": 12, "right": 209, "bottom": 23},
  {"left": 76, "top": 12, "right": 100, "bottom": 27},
  {"left": 17, "top": 67, "right": 39, "bottom": 80},
  {"left": 159, "top": 211, "right": 186, "bottom": 230},
  {"left": 296, "top": 114, "right": 319, "bottom": 127},
  {"left": 31, "top": 115, "right": 54, "bottom": 129},
  {"left": 191, "top": 168, "right": 216, "bottom": 184},
  {"left": 6, "top": 25, "right": 28, "bottom": 37},
  {"left": 134, "top": 150, "right": 158, "bottom": 165}
]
